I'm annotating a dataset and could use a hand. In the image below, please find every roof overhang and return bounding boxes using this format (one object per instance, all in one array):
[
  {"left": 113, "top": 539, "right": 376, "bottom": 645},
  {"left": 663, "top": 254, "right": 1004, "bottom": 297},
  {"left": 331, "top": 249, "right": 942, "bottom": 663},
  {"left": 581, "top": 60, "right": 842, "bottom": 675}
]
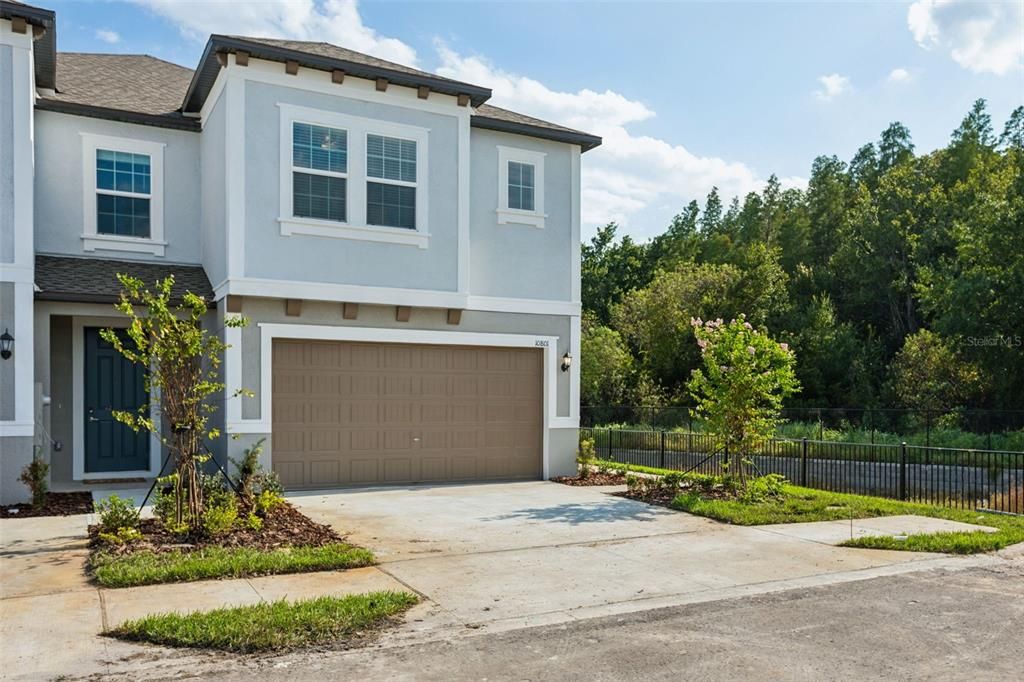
[
  {"left": 0, "top": 0, "right": 56, "bottom": 90},
  {"left": 471, "top": 114, "right": 602, "bottom": 152},
  {"left": 183, "top": 35, "right": 492, "bottom": 114}
]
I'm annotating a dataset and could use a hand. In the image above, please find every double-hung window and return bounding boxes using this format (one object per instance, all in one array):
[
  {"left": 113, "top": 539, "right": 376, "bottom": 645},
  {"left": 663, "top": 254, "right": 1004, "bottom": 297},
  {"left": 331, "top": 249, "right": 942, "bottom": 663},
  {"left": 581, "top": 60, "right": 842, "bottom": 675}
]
[
  {"left": 279, "top": 104, "right": 429, "bottom": 248},
  {"left": 82, "top": 134, "right": 166, "bottom": 256},
  {"left": 366, "top": 134, "right": 417, "bottom": 230},
  {"left": 497, "top": 146, "right": 546, "bottom": 228},
  {"left": 291, "top": 122, "right": 348, "bottom": 222}
]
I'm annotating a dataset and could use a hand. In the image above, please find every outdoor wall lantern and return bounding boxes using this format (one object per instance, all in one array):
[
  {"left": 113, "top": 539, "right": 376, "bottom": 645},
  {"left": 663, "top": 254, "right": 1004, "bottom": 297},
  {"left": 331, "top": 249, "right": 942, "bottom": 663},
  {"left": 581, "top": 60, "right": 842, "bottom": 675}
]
[
  {"left": 560, "top": 351, "right": 573, "bottom": 373},
  {"left": 0, "top": 329, "right": 12, "bottom": 359}
]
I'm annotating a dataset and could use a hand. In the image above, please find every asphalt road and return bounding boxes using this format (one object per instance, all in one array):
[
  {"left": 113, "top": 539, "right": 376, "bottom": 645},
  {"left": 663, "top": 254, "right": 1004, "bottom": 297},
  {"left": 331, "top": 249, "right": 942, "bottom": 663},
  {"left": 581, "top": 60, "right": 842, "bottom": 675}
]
[{"left": 111, "top": 559, "right": 1023, "bottom": 682}]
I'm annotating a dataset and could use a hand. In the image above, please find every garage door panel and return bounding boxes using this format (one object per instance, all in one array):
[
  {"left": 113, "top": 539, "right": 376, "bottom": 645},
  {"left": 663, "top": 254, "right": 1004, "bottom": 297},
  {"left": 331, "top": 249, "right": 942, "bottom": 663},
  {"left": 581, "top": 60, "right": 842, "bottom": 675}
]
[{"left": 273, "top": 340, "right": 542, "bottom": 488}]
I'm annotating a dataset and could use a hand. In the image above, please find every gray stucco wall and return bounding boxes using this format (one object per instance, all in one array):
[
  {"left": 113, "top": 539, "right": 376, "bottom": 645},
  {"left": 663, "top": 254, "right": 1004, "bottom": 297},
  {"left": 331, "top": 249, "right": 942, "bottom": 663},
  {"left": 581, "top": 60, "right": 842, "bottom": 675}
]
[
  {"left": 200, "top": 93, "right": 227, "bottom": 287},
  {"left": 33, "top": 110, "right": 202, "bottom": 264},
  {"left": 469, "top": 128, "right": 575, "bottom": 302},
  {"left": 232, "top": 297, "right": 572, "bottom": 422},
  {"left": 0, "top": 435, "right": 33, "bottom": 504},
  {"left": 0, "top": 282, "right": 13, "bottom": 420},
  {"left": 0, "top": 43, "right": 13, "bottom": 263},
  {"left": 47, "top": 314, "right": 72, "bottom": 484},
  {"left": 242, "top": 80, "right": 459, "bottom": 291}
]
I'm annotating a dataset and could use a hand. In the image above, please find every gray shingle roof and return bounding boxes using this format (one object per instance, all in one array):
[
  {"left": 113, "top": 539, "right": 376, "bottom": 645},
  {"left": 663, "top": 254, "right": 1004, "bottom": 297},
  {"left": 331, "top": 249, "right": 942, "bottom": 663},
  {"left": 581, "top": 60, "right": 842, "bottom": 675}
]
[
  {"left": 34, "top": 255, "right": 214, "bottom": 305},
  {"left": 36, "top": 53, "right": 198, "bottom": 130},
  {"left": 40, "top": 47, "right": 600, "bottom": 150}
]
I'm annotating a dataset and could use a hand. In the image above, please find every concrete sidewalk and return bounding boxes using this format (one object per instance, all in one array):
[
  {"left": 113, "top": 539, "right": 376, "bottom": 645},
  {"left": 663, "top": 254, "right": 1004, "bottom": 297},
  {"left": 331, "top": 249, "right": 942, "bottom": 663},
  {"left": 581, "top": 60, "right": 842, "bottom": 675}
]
[{"left": 0, "top": 482, "right": 1011, "bottom": 680}]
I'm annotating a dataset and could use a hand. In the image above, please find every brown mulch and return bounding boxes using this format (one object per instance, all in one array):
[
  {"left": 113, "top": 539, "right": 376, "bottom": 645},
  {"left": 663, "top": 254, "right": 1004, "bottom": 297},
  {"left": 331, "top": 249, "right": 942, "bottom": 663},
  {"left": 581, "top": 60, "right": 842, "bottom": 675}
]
[
  {"left": 1, "top": 492, "right": 94, "bottom": 518},
  {"left": 88, "top": 502, "right": 345, "bottom": 556},
  {"left": 551, "top": 472, "right": 628, "bottom": 486},
  {"left": 617, "top": 483, "right": 737, "bottom": 508}
]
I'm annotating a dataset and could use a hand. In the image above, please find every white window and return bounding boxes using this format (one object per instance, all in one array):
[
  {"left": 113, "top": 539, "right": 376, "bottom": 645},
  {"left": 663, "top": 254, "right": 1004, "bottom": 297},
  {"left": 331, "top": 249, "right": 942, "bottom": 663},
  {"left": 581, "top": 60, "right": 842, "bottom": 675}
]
[
  {"left": 278, "top": 104, "right": 429, "bottom": 249},
  {"left": 497, "top": 145, "right": 546, "bottom": 228},
  {"left": 81, "top": 134, "right": 166, "bottom": 256}
]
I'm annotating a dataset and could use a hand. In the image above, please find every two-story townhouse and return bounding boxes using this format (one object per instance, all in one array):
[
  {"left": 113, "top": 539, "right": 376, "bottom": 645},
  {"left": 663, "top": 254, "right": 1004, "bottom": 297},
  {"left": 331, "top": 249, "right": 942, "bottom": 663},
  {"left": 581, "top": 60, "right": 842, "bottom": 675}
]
[{"left": 0, "top": 1, "right": 600, "bottom": 503}]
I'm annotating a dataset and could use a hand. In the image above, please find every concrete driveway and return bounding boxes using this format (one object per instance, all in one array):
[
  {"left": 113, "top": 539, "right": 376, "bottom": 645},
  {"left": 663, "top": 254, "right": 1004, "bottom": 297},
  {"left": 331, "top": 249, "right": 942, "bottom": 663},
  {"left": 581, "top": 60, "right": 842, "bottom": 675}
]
[{"left": 287, "top": 481, "right": 971, "bottom": 634}]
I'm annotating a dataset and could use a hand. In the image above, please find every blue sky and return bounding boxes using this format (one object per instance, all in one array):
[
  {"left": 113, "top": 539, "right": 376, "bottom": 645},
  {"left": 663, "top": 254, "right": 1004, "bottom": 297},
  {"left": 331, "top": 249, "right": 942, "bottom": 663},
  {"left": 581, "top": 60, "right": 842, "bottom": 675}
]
[{"left": 44, "top": 0, "right": 1024, "bottom": 240}]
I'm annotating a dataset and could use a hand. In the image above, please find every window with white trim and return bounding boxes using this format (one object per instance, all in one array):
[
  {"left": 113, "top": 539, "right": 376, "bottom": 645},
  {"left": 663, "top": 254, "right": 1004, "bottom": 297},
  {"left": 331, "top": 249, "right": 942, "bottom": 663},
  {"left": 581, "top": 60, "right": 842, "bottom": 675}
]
[
  {"left": 497, "top": 145, "right": 546, "bottom": 228},
  {"left": 81, "top": 133, "right": 166, "bottom": 256},
  {"left": 278, "top": 104, "right": 430, "bottom": 248},
  {"left": 366, "top": 134, "right": 417, "bottom": 229},
  {"left": 291, "top": 122, "right": 348, "bottom": 222}
]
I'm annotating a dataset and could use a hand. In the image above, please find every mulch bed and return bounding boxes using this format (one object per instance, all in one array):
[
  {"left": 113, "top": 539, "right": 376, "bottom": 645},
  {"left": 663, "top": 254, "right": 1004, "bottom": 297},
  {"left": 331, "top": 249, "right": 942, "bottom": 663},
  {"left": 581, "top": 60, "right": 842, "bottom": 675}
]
[
  {"left": 1, "top": 492, "right": 94, "bottom": 518},
  {"left": 88, "top": 502, "right": 344, "bottom": 556},
  {"left": 551, "top": 472, "right": 628, "bottom": 486},
  {"left": 617, "top": 483, "right": 737, "bottom": 508}
]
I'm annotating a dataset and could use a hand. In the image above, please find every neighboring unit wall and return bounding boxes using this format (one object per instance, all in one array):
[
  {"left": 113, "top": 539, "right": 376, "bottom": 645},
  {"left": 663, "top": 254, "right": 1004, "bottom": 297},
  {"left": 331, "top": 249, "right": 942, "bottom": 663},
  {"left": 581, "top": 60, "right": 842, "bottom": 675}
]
[
  {"left": 469, "top": 128, "right": 577, "bottom": 303},
  {"left": 1, "top": 43, "right": 13, "bottom": 263},
  {"left": 242, "top": 79, "right": 462, "bottom": 291},
  {"left": 33, "top": 110, "right": 202, "bottom": 264}
]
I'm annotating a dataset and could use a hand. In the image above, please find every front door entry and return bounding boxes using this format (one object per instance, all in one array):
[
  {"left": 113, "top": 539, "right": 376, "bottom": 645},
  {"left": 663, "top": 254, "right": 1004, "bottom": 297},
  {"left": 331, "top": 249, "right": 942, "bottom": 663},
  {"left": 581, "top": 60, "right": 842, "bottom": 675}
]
[{"left": 83, "top": 327, "right": 150, "bottom": 473}]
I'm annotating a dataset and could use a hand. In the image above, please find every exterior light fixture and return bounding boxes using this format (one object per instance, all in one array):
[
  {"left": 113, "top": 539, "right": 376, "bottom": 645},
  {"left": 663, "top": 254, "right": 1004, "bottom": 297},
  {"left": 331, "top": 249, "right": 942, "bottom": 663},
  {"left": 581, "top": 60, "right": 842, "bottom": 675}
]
[
  {"left": 0, "top": 329, "right": 12, "bottom": 360},
  {"left": 560, "top": 351, "right": 572, "bottom": 373}
]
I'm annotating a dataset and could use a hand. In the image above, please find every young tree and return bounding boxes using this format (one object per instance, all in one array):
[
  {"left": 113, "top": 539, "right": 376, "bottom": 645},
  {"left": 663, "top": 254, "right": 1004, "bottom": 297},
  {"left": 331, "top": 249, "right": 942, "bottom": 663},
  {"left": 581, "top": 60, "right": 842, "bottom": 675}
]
[
  {"left": 889, "top": 330, "right": 980, "bottom": 412},
  {"left": 102, "top": 275, "right": 248, "bottom": 527},
  {"left": 687, "top": 317, "right": 800, "bottom": 486}
]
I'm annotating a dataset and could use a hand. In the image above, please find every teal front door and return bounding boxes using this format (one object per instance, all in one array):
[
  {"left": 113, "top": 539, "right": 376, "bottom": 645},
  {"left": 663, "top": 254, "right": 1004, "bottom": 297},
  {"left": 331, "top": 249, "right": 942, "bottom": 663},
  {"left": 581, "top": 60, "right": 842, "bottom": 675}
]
[{"left": 84, "top": 327, "right": 150, "bottom": 473}]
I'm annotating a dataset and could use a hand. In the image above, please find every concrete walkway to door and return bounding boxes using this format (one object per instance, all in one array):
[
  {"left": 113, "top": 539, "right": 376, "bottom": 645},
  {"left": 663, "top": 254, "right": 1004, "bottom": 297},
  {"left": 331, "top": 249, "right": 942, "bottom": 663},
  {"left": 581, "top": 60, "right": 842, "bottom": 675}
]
[{"left": 287, "top": 481, "right": 992, "bottom": 635}]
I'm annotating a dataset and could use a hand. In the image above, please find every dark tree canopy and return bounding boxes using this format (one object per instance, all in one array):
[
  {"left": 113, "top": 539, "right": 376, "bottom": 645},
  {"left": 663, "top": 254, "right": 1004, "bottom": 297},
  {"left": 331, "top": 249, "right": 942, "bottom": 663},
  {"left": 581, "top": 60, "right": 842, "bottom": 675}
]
[{"left": 581, "top": 99, "right": 1024, "bottom": 411}]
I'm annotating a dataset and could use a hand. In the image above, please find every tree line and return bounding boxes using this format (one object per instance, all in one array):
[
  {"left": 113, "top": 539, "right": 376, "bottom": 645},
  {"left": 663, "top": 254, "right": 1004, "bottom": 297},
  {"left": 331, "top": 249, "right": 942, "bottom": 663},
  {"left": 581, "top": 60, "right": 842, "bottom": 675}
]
[{"left": 581, "top": 99, "right": 1024, "bottom": 414}]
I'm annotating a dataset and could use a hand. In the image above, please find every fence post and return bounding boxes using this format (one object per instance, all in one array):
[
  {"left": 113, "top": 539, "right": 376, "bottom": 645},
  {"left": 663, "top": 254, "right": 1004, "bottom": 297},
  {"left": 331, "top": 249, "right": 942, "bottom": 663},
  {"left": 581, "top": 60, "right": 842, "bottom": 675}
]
[
  {"left": 660, "top": 430, "right": 666, "bottom": 469},
  {"left": 801, "top": 438, "right": 808, "bottom": 487},
  {"left": 899, "top": 441, "right": 908, "bottom": 500},
  {"left": 606, "top": 428, "right": 613, "bottom": 462}
]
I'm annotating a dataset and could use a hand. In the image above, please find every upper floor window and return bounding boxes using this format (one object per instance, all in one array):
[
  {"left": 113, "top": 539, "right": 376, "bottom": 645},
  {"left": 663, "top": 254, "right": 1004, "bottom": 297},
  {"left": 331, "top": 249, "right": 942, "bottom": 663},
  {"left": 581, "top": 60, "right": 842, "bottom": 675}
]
[
  {"left": 497, "top": 146, "right": 546, "bottom": 229},
  {"left": 366, "top": 134, "right": 417, "bottom": 229},
  {"left": 96, "top": 150, "right": 151, "bottom": 238},
  {"left": 81, "top": 134, "right": 166, "bottom": 256},
  {"left": 507, "top": 161, "right": 535, "bottom": 212},
  {"left": 278, "top": 103, "right": 430, "bottom": 249},
  {"left": 291, "top": 122, "right": 348, "bottom": 222}
]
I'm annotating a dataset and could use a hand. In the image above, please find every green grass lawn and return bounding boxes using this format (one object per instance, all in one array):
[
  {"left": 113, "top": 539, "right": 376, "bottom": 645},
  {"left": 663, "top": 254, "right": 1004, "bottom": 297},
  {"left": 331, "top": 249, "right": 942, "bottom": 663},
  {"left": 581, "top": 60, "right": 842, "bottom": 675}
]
[
  {"left": 91, "top": 543, "right": 376, "bottom": 588},
  {"left": 107, "top": 592, "right": 418, "bottom": 652},
  {"left": 597, "top": 459, "right": 1024, "bottom": 554}
]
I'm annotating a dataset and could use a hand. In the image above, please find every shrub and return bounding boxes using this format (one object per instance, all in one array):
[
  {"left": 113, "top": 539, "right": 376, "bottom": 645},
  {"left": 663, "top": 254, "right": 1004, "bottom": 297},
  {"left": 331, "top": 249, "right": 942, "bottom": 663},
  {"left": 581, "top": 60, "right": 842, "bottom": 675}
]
[
  {"left": 243, "top": 513, "right": 263, "bottom": 531},
  {"left": 254, "top": 489, "right": 284, "bottom": 516},
  {"left": 19, "top": 448, "right": 49, "bottom": 508},
  {"left": 739, "top": 474, "right": 788, "bottom": 504},
  {"left": 95, "top": 495, "right": 140, "bottom": 534},
  {"left": 203, "top": 499, "right": 239, "bottom": 537},
  {"left": 662, "top": 471, "right": 685, "bottom": 489},
  {"left": 576, "top": 437, "right": 597, "bottom": 479},
  {"left": 232, "top": 438, "right": 265, "bottom": 504},
  {"left": 98, "top": 527, "right": 143, "bottom": 546},
  {"left": 625, "top": 473, "right": 641, "bottom": 493}
]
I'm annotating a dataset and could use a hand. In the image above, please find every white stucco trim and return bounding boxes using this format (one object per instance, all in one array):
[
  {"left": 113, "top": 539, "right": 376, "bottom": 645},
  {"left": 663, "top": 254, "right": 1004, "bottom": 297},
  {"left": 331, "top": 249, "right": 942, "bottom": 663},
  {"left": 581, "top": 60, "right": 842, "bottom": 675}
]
[
  {"left": 570, "top": 145, "right": 582, "bottom": 304},
  {"left": 71, "top": 317, "right": 161, "bottom": 481},
  {"left": 496, "top": 145, "right": 546, "bottom": 228},
  {"left": 225, "top": 66, "right": 246, "bottom": 279},
  {"left": 457, "top": 112, "right": 470, "bottom": 293},
  {"left": 79, "top": 133, "right": 166, "bottom": 257},
  {"left": 277, "top": 103, "right": 430, "bottom": 248},
  {"left": 212, "top": 276, "right": 582, "bottom": 316},
  {"left": 226, "top": 324, "right": 563, "bottom": 478},
  {"left": 7, "top": 281, "right": 35, "bottom": 428}
]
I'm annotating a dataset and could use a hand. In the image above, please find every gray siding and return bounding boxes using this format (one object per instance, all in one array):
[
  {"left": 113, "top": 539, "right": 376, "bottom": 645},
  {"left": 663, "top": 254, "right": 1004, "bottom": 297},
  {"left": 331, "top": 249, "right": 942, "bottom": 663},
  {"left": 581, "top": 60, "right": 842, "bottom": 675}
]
[
  {"left": 200, "top": 94, "right": 227, "bottom": 287},
  {"left": 242, "top": 80, "right": 459, "bottom": 291},
  {"left": 469, "top": 128, "right": 575, "bottom": 302},
  {"left": 0, "top": 282, "right": 13, "bottom": 419},
  {"left": 33, "top": 110, "right": 202, "bottom": 264}
]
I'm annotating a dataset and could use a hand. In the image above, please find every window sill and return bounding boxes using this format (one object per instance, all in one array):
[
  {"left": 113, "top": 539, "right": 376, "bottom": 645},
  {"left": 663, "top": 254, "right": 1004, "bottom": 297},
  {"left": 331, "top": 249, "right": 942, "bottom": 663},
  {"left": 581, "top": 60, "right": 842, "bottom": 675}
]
[
  {"left": 496, "top": 208, "right": 546, "bottom": 229},
  {"left": 82, "top": 234, "right": 167, "bottom": 256},
  {"left": 278, "top": 217, "right": 429, "bottom": 249}
]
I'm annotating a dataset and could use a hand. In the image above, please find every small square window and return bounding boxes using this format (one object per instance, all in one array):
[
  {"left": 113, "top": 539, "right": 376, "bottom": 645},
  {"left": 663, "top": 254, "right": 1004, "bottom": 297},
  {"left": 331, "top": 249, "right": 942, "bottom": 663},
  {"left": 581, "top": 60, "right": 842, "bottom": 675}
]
[
  {"left": 367, "top": 134, "right": 416, "bottom": 183},
  {"left": 367, "top": 182, "right": 416, "bottom": 229},
  {"left": 293, "top": 122, "right": 347, "bottom": 173},
  {"left": 293, "top": 172, "right": 347, "bottom": 222}
]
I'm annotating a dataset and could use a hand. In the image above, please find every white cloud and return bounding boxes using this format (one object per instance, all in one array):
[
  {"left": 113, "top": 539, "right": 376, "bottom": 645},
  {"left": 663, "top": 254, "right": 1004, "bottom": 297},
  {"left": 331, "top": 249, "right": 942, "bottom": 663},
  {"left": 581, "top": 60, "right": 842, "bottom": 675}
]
[
  {"left": 132, "top": 0, "right": 418, "bottom": 66},
  {"left": 907, "top": 0, "right": 1023, "bottom": 75},
  {"left": 95, "top": 29, "right": 121, "bottom": 44},
  {"left": 814, "top": 73, "right": 850, "bottom": 101},
  {"left": 888, "top": 67, "right": 911, "bottom": 82},
  {"left": 436, "top": 44, "right": 790, "bottom": 234}
]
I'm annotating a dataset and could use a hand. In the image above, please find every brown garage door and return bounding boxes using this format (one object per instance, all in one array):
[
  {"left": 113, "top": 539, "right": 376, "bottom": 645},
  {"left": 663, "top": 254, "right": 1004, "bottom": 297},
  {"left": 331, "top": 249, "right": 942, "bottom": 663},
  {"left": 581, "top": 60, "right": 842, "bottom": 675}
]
[{"left": 271, "top": 340, "right": 543, "bottom": 488}]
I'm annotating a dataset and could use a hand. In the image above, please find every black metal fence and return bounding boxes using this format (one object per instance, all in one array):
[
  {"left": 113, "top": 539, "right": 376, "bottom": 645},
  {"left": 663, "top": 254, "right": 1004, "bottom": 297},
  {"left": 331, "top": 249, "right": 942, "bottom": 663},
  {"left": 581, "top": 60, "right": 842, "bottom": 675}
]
[
  {"left": 581, "top": 427, "right": 1024, "bottom": 515},
  {"left": 581, "top": 406, "right": 1024, "bottom": 451}
]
